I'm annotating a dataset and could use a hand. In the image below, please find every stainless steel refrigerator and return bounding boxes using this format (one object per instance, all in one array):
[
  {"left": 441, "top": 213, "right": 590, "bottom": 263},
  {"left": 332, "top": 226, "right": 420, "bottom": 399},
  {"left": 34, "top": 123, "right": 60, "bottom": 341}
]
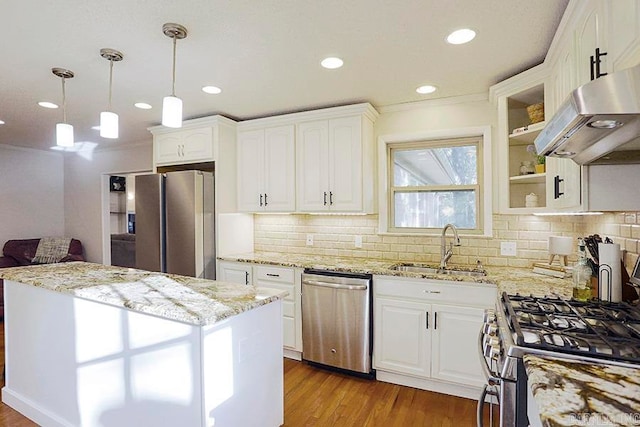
[{"left": 135, "top": 170, "right": 215, "bottom": 279}]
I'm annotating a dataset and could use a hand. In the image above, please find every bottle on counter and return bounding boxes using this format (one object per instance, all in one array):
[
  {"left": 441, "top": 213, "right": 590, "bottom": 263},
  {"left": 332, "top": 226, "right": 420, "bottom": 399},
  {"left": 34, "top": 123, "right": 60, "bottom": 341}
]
[{"left": 572, "top": 237, "right": 593, "bottom": 301}]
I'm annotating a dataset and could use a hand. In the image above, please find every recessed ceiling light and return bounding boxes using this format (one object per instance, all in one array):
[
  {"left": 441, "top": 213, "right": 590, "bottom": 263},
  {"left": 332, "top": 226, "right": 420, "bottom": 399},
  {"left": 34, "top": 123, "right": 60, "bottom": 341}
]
[
  {"left": 202, "top": 86, "right": 222, "bottom": 94},
  {"left": 446, "top": 29, "right": 476, "bottom": 45},
  {"left": 91, "top": 125, "right": 101, "bottom": 131},
  {"left": 416, "top": 85, "right": 437, "bottom": 94},
  {"left": 134, "top": 102, "right": 152, "bottom": 110},
  {"left": 0, "top": 120, "right": 4, "bottom": 125},
  {"left": 38, "top": 101, "right": 58, "bottom": 109},
  {"left": 321, "top": 57, "right": 344, "bottom": 69}
]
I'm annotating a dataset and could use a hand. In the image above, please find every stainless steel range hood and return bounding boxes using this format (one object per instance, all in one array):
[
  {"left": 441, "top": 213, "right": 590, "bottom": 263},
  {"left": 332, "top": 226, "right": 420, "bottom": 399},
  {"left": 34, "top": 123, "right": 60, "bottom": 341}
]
[{"left": 534, "top": 64, "right": 640, "bottom": 165}]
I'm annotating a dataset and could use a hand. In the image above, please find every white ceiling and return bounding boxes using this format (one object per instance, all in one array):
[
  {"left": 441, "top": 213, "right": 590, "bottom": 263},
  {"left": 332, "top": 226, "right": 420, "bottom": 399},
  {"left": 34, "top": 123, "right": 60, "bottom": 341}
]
[{"left": 1, "top": 0, "right": 568, "bottom": 151}]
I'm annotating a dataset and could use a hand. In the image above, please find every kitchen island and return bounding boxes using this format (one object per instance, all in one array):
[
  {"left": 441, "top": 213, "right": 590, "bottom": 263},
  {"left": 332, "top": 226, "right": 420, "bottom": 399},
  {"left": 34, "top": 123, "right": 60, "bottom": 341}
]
[
  {"left": 0, "top": 262, "right": 287, "bottom": 427},
  {"left": 524, "top": 354, "right": 640, "bottom": 427}
]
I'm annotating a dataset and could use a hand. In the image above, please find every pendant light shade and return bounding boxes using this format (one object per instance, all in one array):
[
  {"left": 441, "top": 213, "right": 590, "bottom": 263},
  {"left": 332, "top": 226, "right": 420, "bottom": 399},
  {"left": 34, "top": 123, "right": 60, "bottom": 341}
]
[
  {"left": 99, "top": 48, "right": 124, "bottom": 139},
  {"left": 162, "top": 95, "right": 182, "bottom": 128},
  {"left": 162, "top": 23, "right": 188, "bottom": 128},
  {"left": 52, "top": 67, "right": 75, "bottom": 147},
  {"left": 56, "top": 123, "right": 74, "bottom": 147}
]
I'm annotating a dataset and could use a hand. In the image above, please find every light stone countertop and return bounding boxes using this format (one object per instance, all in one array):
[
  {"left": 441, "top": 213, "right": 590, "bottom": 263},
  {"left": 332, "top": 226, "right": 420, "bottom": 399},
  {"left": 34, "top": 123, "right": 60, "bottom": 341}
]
[
  {"left": 0, "top": 262, "right": 287, "bottom": 326},
  {"left": 218, "top": 252, "right": 575, "bottom": 298},
  {"left": 524, "top": 355, "right": 640, "bottom": 426}
]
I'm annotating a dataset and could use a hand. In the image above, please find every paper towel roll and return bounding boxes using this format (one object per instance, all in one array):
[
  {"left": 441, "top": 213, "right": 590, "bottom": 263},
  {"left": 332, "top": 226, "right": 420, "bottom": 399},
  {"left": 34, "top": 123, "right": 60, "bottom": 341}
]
[
  {"left": 548, "top": 236, "right": 573, "bottom": 255},
  {"left": 598, "top": 243, "right": 622, "bottom": 302}
]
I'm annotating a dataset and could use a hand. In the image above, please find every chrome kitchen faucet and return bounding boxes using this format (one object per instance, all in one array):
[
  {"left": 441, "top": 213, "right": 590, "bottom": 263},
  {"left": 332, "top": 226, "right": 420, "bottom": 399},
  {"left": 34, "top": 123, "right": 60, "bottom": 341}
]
[{"left": 440, "top": 223, "right": 461, "bottom": 269}]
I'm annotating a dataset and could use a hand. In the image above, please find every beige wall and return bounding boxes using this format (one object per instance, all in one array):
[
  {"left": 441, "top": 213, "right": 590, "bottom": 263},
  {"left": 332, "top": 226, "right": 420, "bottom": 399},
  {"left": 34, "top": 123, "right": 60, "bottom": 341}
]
[
  {"left": 254, "top": 212, "right": 640, "bottom": 271},
  {"left": 0, "top": 145, "right": 65, "bottom": 242}
]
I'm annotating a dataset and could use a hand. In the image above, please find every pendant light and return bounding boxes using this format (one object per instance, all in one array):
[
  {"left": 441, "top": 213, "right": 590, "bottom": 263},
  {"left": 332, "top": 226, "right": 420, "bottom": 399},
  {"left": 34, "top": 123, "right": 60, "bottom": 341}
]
[
  {"left": 52, "top": 67, "right": 75, "bottom": 147},
  {"left": 162, "top": 23, "right": 188, "bottom": 128},
  {"left": 100, "top": 48, "right": 124, "bottom": 139}
]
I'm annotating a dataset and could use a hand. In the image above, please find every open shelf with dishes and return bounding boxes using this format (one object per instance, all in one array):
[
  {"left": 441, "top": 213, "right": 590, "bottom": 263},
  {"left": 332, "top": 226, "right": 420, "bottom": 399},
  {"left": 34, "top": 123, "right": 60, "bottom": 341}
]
[{"left": 506, "top": 83, "right": 546, "bottom": 209}]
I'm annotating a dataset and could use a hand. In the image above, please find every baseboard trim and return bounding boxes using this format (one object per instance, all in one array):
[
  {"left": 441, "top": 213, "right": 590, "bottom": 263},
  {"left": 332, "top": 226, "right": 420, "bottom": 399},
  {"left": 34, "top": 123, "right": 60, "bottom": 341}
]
[
  {"left": 375, "top": 370, "right": 482, "bottom": 400},
  {"left": 2, "top": 386, "right": 71, "bottom": 427},
  {"left": 283, "top": 348, "right": 302, "bottom": 361}
]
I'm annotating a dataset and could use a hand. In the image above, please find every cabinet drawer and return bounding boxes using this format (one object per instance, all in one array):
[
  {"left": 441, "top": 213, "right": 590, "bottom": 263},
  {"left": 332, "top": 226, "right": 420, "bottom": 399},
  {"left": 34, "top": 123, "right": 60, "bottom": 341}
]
[
  {"left": 374, "top": 276, "right": 496, "bottom": 307},
  {"left": 254, "top": 265, "right": 295, "bottom": 283}
]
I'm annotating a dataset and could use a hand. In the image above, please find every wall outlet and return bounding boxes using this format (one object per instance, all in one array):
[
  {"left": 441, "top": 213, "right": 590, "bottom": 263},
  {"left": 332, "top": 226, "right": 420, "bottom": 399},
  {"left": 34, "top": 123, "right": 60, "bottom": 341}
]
[
  {"left": 306, "top": 234, "right": 314, "bottom": 246},
  {"left": 355, "top": 235, "right": 363, "bottom": 248},
  {"left": 500, "top": 241, "right": 517, "bottom": 256}
]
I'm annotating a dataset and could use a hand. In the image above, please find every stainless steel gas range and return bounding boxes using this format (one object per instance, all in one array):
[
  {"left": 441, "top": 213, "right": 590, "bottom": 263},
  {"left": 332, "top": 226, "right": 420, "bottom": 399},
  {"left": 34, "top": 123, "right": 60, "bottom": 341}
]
[{"left": 478, "top": 292, "right": 640, "bottom": 427}]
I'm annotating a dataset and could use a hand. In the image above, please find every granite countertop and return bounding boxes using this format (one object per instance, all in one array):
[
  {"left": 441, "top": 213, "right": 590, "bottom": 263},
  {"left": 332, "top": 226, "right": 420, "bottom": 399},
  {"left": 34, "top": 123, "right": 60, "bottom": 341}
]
[
  {"left": 0, "top": 262, "right": 287, "bottom": 326},
  {"left": 218, "top": 252, "right": 574, "bottom": 298},
  {"left": 524, "top": 354, "right": 640, "bottom": 426}
]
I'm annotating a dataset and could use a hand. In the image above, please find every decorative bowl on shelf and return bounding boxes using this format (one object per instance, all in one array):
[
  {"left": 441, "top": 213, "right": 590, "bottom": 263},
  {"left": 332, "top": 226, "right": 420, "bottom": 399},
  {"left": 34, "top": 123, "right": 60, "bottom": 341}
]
[{"left": 527, "top": 103, "right": 544, "bottom": 124}]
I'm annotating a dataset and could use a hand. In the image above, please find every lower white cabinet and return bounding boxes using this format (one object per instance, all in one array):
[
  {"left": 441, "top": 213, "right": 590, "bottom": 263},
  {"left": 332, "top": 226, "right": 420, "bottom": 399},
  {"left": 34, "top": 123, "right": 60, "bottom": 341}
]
[
  {"left": 373, "top": 275, "right": 496, "bottom": 398},
  {"left": 217, "top": 260, "right": 252, "bottom": 285},
  {"left": 216, "top": 260, "right": 302, "bottom": 357}
]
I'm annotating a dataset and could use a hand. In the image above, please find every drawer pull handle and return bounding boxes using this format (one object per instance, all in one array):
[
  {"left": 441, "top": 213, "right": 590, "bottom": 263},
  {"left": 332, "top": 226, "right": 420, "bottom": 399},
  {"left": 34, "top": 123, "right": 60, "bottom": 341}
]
[
  {"left": 422, "top": 290, "right": 441, "bottom": 294},
  {"left": 266, "top": 273, "right": 280, "bottom": 277}
]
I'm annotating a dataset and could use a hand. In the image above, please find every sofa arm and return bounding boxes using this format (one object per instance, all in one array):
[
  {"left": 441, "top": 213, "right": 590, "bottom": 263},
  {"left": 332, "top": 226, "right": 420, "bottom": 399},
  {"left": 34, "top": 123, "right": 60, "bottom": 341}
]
[
  {"left": 60, "top": 254, "right": 85, "bottom": 263},
  {"left": 0, "top": 256, "right": 19, "bottom": 268}
]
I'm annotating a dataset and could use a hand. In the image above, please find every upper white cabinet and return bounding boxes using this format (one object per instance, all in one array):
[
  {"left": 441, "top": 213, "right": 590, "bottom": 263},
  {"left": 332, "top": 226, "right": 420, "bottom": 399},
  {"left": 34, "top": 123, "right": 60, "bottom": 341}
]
[
  {"left": 608, "top": 0, "right": 640, "bottom": 71},
  {"left": 237, "top": 125, "right": 295, "bottom": 212},
  {"left": 297, "top": 109, "right": 377, "bottom": 213},
  {"left": 575, "top": 1, "right": 608, "bottom": 86},
  {"left": 149, "top": 116, "right": 237, "bottom": 168},
  {"left": 235, "top": 103, "right": 378, "bottom": 214}
]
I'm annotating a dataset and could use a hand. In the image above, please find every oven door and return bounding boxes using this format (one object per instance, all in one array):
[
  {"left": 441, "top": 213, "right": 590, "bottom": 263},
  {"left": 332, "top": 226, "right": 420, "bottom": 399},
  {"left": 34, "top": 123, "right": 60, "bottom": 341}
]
[{"left": 477, "top": 327, "right": 501, "bottom": 427}]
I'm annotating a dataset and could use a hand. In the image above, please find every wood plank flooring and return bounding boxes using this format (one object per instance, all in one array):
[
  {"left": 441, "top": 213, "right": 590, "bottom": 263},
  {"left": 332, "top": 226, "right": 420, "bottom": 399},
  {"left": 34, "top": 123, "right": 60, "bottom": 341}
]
[{"left": 0, "top": 323, "right": 486, "bottom": 426}]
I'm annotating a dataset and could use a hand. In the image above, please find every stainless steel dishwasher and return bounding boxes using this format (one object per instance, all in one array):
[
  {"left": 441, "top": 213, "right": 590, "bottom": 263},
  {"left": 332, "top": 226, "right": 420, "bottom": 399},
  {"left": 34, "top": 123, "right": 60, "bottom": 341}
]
[{"left": 301, "top": 269, "right": 373, "bottom": 375}]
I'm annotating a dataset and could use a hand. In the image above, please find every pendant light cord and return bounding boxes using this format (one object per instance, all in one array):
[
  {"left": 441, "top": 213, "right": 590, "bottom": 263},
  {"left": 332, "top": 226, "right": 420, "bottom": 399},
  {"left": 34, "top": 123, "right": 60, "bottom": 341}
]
[
  {"left": 171, "top": 35, "right": 177, "bottom": 97},
  {"left": 61, "top": 77, "right": 67, "bottom": 123},
  {"left": 108, "top": 59, "right": 114, "bottom": 111}
]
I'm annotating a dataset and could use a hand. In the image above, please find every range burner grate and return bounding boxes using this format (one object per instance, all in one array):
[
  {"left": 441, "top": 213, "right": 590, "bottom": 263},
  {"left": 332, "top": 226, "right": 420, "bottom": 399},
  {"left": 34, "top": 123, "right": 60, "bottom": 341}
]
[{"left": 502, "top": 292, "right": 640, "bottom": 364}]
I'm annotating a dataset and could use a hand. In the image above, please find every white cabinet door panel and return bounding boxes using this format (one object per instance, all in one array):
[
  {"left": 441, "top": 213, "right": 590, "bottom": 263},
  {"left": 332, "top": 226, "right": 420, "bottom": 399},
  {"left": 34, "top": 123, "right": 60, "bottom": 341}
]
[
  {"left": 237, "top": 130, "right": 266, "bottom": 212},
  {"left": 297, "top": 121, "right": 330, "bottom": 211},
  {"left": 329, "top": 116, "right": 362, "bottom": 211},
  {"left": 431, "top": 304, "right": 485, "bottom": 387},
  {"left": 374, "top": 297, "right": 430, "bottom": 377},
  {"left": 264, "top": 125, "right": 296, "bottom": 211}
]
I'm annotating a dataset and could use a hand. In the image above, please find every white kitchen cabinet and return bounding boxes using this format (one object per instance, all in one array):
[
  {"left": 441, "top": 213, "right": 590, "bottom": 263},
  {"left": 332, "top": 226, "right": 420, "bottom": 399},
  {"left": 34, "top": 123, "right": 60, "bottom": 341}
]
[
  {"left": 608, "top": 0, "right": 640, "bottom": 71},
  {"left": 217, "top": 260, "right": 252, "bottom": 285},
  {"left": 575, "top": 0, "right": 608, "bottom": 87},
  {"left": 153, "top": 127, "right": 214, "bottom": 166},
  {"left": 237, "top": 125, "right": 295, "bottom": 212},
  {"left": 253, "top": 265, "right": 302, "bottom": 353},
  {"left": 374, "top": 297, "right": 431, "bottom": 377},
  {"left": 373, "top": 275, "right": 496, "bottom": 398},
  {"left": 297, "top": 114, "right": 375, "bottom": 213},
  {"left": 431, "top": 303, "right": 485, "bottom": 387}
]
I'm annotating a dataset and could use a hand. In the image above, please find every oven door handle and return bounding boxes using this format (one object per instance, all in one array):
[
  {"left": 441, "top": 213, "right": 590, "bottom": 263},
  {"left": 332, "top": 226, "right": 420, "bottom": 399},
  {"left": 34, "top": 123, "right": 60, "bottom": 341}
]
[
  {"left": 477, "top": 328, "right": 500, "bottom": 385},
  {"left": 477, "top": 384, "right": 499, "bottom": 427}
]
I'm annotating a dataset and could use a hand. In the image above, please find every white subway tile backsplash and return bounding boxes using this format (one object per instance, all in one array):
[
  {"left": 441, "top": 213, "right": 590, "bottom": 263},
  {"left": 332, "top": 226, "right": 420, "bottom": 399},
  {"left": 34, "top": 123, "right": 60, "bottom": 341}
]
[{"left": 253, "top": 212, "right": 639, "bottom": 268}]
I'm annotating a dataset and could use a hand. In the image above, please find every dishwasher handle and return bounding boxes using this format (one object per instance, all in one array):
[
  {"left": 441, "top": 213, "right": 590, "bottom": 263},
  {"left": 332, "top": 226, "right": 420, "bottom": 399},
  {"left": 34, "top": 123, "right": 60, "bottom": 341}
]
[{"left": 302, "top": 279, "right": 368, "bottom": 291}]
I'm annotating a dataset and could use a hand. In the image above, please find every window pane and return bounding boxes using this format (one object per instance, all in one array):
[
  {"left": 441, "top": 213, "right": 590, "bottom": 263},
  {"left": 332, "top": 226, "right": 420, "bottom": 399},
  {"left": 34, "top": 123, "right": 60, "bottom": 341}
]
[
  {"left": 393, "top": 145, "right": 477, "bottom": 187},
  {"left": 394, "top": 191, "right": 476, "bottom": 229}
]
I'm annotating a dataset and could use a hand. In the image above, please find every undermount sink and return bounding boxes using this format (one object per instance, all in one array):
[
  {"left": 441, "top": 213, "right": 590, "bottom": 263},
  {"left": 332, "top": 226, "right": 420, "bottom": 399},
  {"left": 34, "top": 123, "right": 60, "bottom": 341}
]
[{"left": 390, "top": 263, "right": 487, "bottom": 277}]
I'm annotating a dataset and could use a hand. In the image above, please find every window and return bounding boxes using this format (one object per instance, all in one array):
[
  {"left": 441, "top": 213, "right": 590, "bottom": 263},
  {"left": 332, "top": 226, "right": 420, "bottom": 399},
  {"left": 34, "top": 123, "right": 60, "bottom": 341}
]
[{"left": 387, "top": 136, "right": 484, "bottom": 233}]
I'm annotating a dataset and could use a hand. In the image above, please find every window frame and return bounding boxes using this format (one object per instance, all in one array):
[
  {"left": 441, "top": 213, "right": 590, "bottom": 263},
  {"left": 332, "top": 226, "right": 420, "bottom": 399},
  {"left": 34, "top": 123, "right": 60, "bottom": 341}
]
[{"left": 377, "top": 127, "right": 493, "bottom": 237}]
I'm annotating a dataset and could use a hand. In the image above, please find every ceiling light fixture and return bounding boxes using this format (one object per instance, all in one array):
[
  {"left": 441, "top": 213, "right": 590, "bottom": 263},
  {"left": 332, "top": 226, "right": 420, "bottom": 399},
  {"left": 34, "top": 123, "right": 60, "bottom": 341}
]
[
  {"left": 321, "top": 57, "right": 344, "bottom": 69},
  {"left": 38, "top": 101, "right": 58, "bottom": 109},
  {"left": 52, "top": 67, "right": 75, "bottom": 147},
  {"left": 99, "top": 48, "right": 124, "bottom": 139},
  {"left": 0, "top": 120, "right": 4, "bottom": 125},
  {"left": 134, "top": 102, "right": 152, "bottom": 110},
  {"left": 446, "top": 29, "right": 476, "bottom": 45},
  {"left": 416, "top": 85, "right": 437, "bottom": 94},
  {"left": 202, "top": 86, "right": 222, "bottom": 94},
  {"left": 162, "top": 23, "right": 188, "bottom": 128}
]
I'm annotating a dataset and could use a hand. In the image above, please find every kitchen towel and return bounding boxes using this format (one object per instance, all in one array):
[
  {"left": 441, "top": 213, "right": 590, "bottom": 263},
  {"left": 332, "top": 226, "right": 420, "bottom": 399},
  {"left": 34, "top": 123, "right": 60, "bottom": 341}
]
[{"left": 598, "top": 243, "right": 622, "bottom": 302}]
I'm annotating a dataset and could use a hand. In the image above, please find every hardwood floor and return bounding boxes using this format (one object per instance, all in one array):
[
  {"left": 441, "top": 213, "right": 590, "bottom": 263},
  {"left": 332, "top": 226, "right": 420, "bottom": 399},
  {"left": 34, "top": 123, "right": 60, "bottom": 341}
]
[{"left": 0, "top": 324, "right": 485, "bottom": 426}]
